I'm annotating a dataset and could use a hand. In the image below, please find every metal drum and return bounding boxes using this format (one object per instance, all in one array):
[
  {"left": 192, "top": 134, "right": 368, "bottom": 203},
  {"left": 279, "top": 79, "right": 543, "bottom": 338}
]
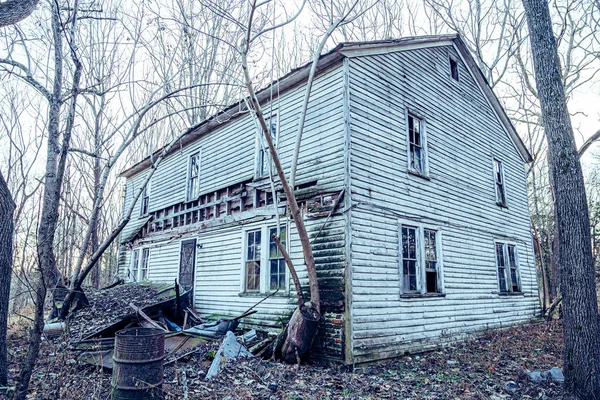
[{"left": 111, "top": 328, "right": 165, "bottom": 400}]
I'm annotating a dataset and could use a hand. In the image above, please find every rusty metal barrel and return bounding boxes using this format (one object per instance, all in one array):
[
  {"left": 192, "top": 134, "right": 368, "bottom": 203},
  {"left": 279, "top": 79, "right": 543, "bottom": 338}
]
[{"left": 111, "top": 328, "right": 165, "bottom": 400}]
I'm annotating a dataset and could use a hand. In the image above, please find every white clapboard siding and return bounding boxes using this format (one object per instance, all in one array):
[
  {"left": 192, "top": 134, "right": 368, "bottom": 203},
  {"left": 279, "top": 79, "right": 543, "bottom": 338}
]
[
  {"left": 347, "top": 45, "right": 539, "bottom": 363},
  {"left": 123, "top": 65, "right": 346, "bottom": 217}
]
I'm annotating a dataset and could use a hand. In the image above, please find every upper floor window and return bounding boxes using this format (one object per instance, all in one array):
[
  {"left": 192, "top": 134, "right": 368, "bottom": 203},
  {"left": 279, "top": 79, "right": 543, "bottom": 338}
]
[
  {"left": 399, "top": 223, "right": 443, "bottom": 294},
  {"left": 494, "top": 159, "right": 507, "bottom": 207},
  {"left": 256, "top": 115, "right": 277, "bottom": 179},
  {"left": 449, "top": 57, "right": 459, "bottom": 81},
  {"left": 495, "top": 242, "right": 520, "bottom": 293},
  {"left": 140, "top": 181, "right": 150, "bottom": 216},
  {"left": 187, "top": 152, "right": 201, "bottom": 201},
  {"left": 406, "top": 114, "right": 428, "bottom": 176}
]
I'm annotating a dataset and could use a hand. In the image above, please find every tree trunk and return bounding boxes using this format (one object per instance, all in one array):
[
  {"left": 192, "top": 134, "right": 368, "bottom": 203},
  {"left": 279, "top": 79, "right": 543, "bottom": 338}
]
[
  {"left": 0, "top": 171, "right": 15, "bottom": 385},
  {"left": 522, "top": 0, "right": 600, "bottom": 398}
]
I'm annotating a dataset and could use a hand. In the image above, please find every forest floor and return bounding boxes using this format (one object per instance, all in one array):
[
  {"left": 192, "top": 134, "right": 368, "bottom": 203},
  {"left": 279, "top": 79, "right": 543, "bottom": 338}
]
[{"left": 5, "top": 286, "right": 564, "bottom": 399}]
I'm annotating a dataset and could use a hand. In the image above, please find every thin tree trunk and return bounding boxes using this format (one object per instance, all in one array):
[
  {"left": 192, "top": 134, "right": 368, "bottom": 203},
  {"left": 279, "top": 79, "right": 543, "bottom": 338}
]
[
  {"left": 0, "top": 171, "right": 15, "bottom": 385},
  {"left": 522, "top": 0, "right": 600, "bottom": 397}
]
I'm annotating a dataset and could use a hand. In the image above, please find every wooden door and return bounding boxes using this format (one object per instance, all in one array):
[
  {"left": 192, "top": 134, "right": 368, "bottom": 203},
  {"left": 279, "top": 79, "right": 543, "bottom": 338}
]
[{"left": 179, "top": 239, "right": 196, "bottom": 291}]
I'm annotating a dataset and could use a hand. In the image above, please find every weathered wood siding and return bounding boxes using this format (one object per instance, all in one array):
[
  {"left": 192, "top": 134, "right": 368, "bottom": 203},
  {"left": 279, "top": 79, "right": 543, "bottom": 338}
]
[
  {"left": 346, "top": 46, "right": 539, "bottom": 363},
  {"left": 118, "top": 64, "right": 348, "bottom": 360}
]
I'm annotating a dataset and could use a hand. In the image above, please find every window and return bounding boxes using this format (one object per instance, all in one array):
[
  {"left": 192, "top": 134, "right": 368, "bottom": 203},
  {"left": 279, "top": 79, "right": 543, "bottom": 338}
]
[
  {"left": 140, "top": 181, "right": 150, "bottom": 216},
  {"left": 449, "top": 58, "right": 459, "bottom": 81},
  {"left": 495, "top": 242, "right": 520, "bottom": 293},
  {"left": 140, "top": 248, "right": 149, "bottom": 281},
  {"left": 406, "top": 114, "right": 427, "bottom": 175},
  {"left": 242, "top": 224, "right": 288, "bottom": 293},
  {"left": 130, "top": 249, "right": 140, "bottom": 282},
  {"left": 245, "top": 230, "right": 261, "bottom": 291},
  {"left": 494, "top": 159, "right": 507, "bottom": 207},
  {"left": 399, "top": 223, "right": 443, "bottom": 294},
  {"left": 256, "top": 116, "right": 277, "bottom": 178},
  {"left": 187, "top": 153, "right": 200, "bottom": 201},
  {"left": 269, "top": 226, "right": 287, "bottom": 290}
]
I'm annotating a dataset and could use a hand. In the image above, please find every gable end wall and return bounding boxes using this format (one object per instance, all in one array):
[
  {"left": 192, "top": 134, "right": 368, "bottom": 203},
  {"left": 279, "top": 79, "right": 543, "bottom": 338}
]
[{"left": 347, "top": 45, "right": 540, "bottom": 363}]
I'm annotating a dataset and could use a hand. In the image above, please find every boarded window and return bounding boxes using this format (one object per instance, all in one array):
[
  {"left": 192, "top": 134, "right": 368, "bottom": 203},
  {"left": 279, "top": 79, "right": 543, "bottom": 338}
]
[
  {"left": 245, "top": 230, "right": 261, "bottom": 291},
  {"left": 257, "top": 116, "right": 277, "bottom": 178},
  {"left": 401, "top": 226, "right": 418, "bottom": 291},
  {"left": 131, "top": 249, "right": 140, "bottom": 282},
  {"left": 496, "top": 242, "right": 520, "bottom": 292},
  {"left": 140, "top": 182, "right": 150, "bottom": 216},
  {"left": 407, "top": 115, "right": 425, "bottom": 174},
  {"left": 269, "top": 226, "right": 287, "bottom": 291},
  {"left": 450, "top": 58, "right": 459, "bottom": 81},
  {"left": 187, "top": 153, "right": 200, "bottom": 201},
  {"left": 140, "top": 248, "right": 149, "bottom": 281},
  {"left": 494, "top": 159, "right": 507, "bottom": 206}
]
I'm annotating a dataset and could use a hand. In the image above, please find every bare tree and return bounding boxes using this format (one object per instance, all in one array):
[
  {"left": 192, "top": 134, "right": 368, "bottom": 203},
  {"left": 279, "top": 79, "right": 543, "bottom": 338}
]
[{"left": 522, "top": 0, "right": 600, "bottom": 397}]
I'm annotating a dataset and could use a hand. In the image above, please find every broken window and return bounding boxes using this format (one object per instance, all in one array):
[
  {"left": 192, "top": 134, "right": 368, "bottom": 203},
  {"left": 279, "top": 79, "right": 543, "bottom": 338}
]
[
  {"left": 187, "top": 153, "right": 200, "bottom": 201},
  {"left": 140, "top": 181, "right": 150, "bottom": 216},
  {"left": 401, "top": 226, "right": 418, "bottom": 292},
  {"left": 494, "top": 159, "right": 507, "bottom": 207},
  {"left": 245, "top": 230, "right": 261, "bottom": 291},
  {"left": 256, "top": 115, "right": 277, "bottom": 179},
  {"left": 496, "top": 242, "right": 521, "bottom": 293},
  {"left": 140, "top": 248, "right": 149, "bottom": 281},
  {"left": 269, "top": 226, "right": 287, "bottom": 291},
  {"left": 400, "top": 224, "right": 443, "bottom": 294},
  {"left": 407, "top": 114, "right": 426, "bottom": 175},
  {"left": 130, "top": 249, "right": 140, "bottom": 282},
  {"left": 450, "top": 58, "right": 459, "bottom": 81},
  {"left": 424, "top": 229, "right": 439, "bottom": 293}
]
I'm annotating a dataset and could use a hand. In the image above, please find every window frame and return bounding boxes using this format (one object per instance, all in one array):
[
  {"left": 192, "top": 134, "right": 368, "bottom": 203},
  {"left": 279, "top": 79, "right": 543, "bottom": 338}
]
[
  {"left": 241, "top": 222, "right": 289, "bottom": 294},
  {"left": 140, "top": 180, "right": 151, "bottom": 217},
  {"left": 493, "top": 157, "right": 508, "bottom": 207},
  {"left": 398, "top": 219, "right": 445, "bottom": 296},
  {"left": 186, "top": 151, "right": 201, "bottom": 202},
  {"left": 130, "top": 249, "right": 140, "bottom": 282},
  {"left": 404, "top": 110, "right": 429, "bottom": 178},
  {"left": 255, "top": 114, "right": 279, "bottom": 179},
  {"left": 140, "top": 248, "right": 150, "bottom": 281},
  {"left": 449, "top": 56, "right": 459, "bottom": 81},
  {"left": 494, "top": 241, "right": 521, "bottom": 294}
]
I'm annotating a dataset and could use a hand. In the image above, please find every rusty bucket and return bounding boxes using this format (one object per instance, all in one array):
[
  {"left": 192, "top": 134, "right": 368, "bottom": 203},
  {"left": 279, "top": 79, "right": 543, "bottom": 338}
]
[{"left": 111, "top": 328, "right": 165, "bottom": 400}]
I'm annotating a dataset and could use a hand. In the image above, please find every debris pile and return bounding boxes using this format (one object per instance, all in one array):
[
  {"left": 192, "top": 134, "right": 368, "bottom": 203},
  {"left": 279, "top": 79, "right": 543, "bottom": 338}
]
[{"left": 7, "top": 285, "right": 567, "bottom": 399}]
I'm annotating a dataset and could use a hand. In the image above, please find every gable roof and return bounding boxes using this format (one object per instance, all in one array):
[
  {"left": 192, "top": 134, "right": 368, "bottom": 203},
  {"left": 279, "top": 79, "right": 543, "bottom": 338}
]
[{"left": 120, "top": 34, "right": 531, "bottom": 179}]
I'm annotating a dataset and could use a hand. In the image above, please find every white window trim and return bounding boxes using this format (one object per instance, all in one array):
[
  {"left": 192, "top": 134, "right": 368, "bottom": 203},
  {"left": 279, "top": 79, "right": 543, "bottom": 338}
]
[
  {"left": 493, "top": 240, "right": 522, "bottom": 293},
  {"left": 130, "top": 249, "right": 140, "bottom": 282},
  {"left": 492, "top": 156, "right": 508, "bottom": 207},
  {"left": 186, "top": 151, "right": 202, "bottom": 202},
  {"left": 130, "top": 247, "right": 150, "bottom": 282},
  {"left": 397, "top": 218, "right": 445, "bottom": 296},
  {"left": 240, "top": 222, "right": 289, "bottom": 295},
  {"left": 404, "top": 109, "right": 429, "bottom": 178},
  {"left": 254, "top": 113, "right": 279, "bottom": 179}
]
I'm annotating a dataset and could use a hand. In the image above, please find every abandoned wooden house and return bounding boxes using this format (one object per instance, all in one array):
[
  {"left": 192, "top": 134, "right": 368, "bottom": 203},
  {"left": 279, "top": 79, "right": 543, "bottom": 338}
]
[{"left": 117, "top": 34, "right": 540, "bottom": 364}]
